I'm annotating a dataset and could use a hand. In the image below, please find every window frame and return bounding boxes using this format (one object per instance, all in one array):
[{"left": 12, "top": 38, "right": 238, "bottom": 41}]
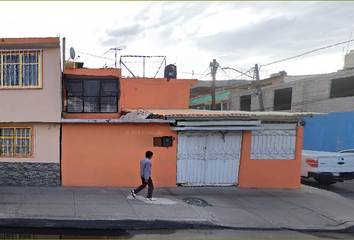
[
  {"left": 273, "top": 87, "right": 293, "bottom": 111},
  {"left": 240, "top": 94, "right": 252, "bottom": 111},
  {"left": 330, "top": 77, "right": 354, "bottom": 99},
  {"left": 0, "top": 126, "right": 33, "bottom": 157},
  {"left": 65, "top": 78, "right": 119, "bottom": 114},
  {"left": 0, "top": 50, "right": 42, "bottom": 89}
]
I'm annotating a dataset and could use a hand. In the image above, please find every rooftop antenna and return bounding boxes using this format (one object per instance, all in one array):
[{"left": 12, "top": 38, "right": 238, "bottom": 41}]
[{"left": 103, "top": 45, "right": 127, "bottom": 68}]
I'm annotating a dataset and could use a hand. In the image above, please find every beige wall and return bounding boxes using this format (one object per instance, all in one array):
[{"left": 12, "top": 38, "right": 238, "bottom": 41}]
[
  {"left": 0, "top": 47, "right": 61, "bottom": 122},
  {"left": 0, "top": 123, "right": 60, "bottom": 163}
]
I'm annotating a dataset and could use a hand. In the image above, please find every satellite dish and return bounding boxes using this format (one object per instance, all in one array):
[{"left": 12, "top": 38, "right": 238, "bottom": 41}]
[{"left": 70, "top": 47, "right": 76, "bottom": 60}]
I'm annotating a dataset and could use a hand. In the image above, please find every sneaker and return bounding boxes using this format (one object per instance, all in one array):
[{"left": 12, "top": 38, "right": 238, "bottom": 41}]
[
  {"left": 147, "top": 197, "right": 156, "bottom": 201},
  {"left": 131, "top": 190, "right": 136, "bottom": 198}
]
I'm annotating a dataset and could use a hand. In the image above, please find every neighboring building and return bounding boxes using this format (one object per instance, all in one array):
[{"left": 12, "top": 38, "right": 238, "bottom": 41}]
[
  {"left": 230, "top": 69, "right": 354, "bottom": 113},
  {"left": 189, "top": 90, "right": 230, "bottom": 110},
  {"left": 0, "top": 37, "right": 61, "bottom": 186},
  {"left": 190, "top": 79, "right": 247, "bottom": 98},
  {"left": 189, "top": 71, "right": 295, "bottom": 111}
]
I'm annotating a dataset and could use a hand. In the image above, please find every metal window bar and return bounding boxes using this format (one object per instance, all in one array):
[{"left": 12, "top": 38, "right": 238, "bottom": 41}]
[
  {"left": 66, "top": 79, "right": 118, "bottom": 113},
  {"left": 251, "top": 129, "right": 297, "bottom": 160},
  {"left": 0, "top": 127, "right": 32, "bottom": 156},
  {"left": 0, "top": 49, "right": 42, "bottom": 88}
]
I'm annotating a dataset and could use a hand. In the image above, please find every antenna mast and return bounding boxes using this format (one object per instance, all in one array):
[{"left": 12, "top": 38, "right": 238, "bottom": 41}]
[{"left": 103, "top": 45, "right": 127, "bottom": 68}]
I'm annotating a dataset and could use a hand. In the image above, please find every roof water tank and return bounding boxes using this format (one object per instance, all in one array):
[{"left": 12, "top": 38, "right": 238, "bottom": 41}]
[
  {"left": 164, "top": 64, "right": 177, "bottom": 79},
  {"left": 344, "top": 50, "right": 354, "bottom": 69}
]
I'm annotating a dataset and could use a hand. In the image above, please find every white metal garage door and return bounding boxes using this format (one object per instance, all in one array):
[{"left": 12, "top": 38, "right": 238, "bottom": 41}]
[{"left": 177, "top": 131, "right": 242, "bottom": 186}]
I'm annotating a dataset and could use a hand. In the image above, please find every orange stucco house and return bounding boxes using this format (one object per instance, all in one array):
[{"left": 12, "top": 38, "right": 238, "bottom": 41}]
[{"left": 61, "top": 64, "right": 312, "bottom": 189}]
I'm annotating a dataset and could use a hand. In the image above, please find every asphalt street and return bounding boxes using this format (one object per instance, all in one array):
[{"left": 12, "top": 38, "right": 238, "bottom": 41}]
[{"left": 301, "top": 178, "right": 354, "bottom": 200}]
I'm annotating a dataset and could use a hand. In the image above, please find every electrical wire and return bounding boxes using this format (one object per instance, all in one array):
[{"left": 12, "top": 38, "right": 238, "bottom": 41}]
[
  {"left": 75, "top": 50, "right": 114, "bottom": 61},
  {"left": 260, "top": 39, "right": 354, "bottom": 68}
]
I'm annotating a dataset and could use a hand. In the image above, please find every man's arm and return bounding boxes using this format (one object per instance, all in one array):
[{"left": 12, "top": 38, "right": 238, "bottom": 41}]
[{"left": 143, "top": 161, "right": 151, "bottom": 182}]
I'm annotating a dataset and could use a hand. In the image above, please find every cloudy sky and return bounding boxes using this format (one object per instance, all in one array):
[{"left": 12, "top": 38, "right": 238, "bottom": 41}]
[{"left": 1, "top": 1, "right": 353, "bottom": 80}]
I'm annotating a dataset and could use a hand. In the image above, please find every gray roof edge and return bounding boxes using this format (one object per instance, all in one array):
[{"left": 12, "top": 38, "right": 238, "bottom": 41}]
[
  {"left": 61, "top": 119, "right": 174, "bottom": 123},
  {"left": 0, "top": 42, "right": 60, "bottom": 49}
]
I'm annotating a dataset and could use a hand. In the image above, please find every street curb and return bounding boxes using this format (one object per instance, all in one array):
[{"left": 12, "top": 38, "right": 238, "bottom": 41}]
[
  {"left": 0, "top": 218, "right": 217, "bottom": 230},
  {"left": 1, "top": 218, "right": 354, "bottom": 233}
]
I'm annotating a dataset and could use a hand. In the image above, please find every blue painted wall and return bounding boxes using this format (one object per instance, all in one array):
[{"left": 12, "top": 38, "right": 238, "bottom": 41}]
[{"left": 303, "top": 111, "right": 354, "bottom": 152}]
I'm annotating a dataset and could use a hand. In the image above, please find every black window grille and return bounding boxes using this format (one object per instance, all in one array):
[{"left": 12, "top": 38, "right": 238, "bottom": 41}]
[{"left": 65, "top": 79, "right": 119, "bottom": 113}]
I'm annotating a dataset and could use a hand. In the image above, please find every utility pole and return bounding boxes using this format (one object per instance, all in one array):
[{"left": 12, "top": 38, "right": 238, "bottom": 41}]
[
  {"left": 255, "top": 64, "right": 265, "bottom": 111},
  {"left": 210, "top": 59, "right": 218, "bottom": 110}
]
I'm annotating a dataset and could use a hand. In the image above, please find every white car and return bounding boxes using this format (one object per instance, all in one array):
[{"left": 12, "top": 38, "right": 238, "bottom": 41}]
[{"left": 301, "top": 150, "right": 354, "bottom": 185}]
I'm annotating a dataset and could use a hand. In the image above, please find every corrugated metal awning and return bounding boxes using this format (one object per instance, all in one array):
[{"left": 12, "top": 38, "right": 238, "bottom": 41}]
[
  {"left": 172, "top": 120, "right": 263, "bottom": 131},
  {"left": 171, "top": 126, "right": 263, "bottom": 131},
  {"left": 121, "top": 108, "right": 319, "bottom": 122}
]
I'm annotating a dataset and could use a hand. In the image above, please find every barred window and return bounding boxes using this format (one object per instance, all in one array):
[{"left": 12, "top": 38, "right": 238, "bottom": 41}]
[
  {"left": 0, "top": 50, "right": 41, "bottom": 88},
  {"left": 0, "top": 127, "right": 32, "bottom": 157},
  {"left": 65, "top": 79, "right": 119, "bottom": 113},
  {"left": 251, "top": 129, "right": 296, "bottom": 160}
]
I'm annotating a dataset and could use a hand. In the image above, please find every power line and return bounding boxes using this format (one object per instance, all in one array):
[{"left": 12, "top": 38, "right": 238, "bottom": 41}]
[
  {"left": 220, "top": 63, "right": 252, "bottom": 72},
  {"left": 260, "top": 39, "right": 354, "bottom": 68},
  {"left": 222, "top": 66, "right": 254, "bottom": 79},
  {"left": 217, "top": 64, "right": 229, "bottom": 76},
  {"left": 75, "top": 50, "right": 115, "bottom": 61}
]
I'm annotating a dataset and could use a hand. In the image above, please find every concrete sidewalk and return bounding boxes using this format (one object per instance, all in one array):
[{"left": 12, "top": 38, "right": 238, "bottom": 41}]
[{"left": 0, "top": 185, "right": 354, "bottom": 231}]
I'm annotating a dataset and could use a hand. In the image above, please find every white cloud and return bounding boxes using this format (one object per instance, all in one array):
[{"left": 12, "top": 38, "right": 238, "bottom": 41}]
[{"left": 1, "top": 1, "right": 353, "bottom": 80}]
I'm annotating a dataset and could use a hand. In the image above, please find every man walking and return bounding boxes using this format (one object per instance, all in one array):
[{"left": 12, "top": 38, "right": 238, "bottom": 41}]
[{"left": 131, "top": 151, "right": 156, "bottom": 201}]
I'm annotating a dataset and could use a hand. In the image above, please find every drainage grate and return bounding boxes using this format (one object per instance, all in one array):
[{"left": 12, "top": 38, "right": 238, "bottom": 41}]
[{"left": 183, "top": 197, "right": 212, "bottom": 207}]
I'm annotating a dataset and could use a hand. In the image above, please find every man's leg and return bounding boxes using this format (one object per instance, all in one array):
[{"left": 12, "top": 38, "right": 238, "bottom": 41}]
[
  {"left": 134, "top": 177, "right": 147, "bottom": 194},
  {"left": 147, "top": 178, "right": 154, "bottom": 199}
]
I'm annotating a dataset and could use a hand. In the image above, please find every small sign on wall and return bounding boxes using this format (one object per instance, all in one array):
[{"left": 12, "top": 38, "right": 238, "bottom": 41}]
[{"left": 154, "top": 136, "right": 174, "bottom": 147}]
